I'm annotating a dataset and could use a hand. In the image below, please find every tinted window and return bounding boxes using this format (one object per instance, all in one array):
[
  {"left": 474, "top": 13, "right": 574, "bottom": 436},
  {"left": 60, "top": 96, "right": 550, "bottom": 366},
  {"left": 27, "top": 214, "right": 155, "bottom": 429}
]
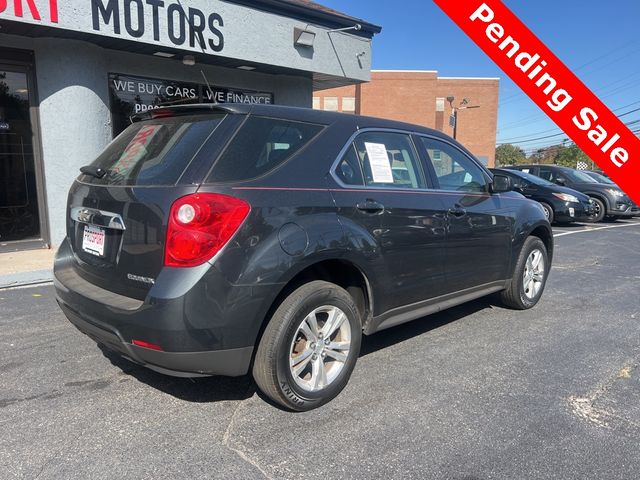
[
  {"left": 83, "top": 115, "right": 224, "bottom": 186},
  {"left": 495, "top": 170, "right": 529, "bottom": 190},
  {"left": 586, "top": 171, "right": 615, "bottom": 184},
  {"left": 421, "top": 138, "right": 487, "bottom": 193},
  {"left": 502, "top": 169, "right": 554, "bottom": 187},
  {"left": 208, "top": 116, "right": 323, "bottom": 182},
  {"left": 352, "top": 132, "right": 425, "bottom": 189},
  {"left": 562, "top": 169, "right": 598, "bottom": 183},
  {"left": 335, "top": 144, "right": 364, "bottom": 186},
  {"left": 538, "top": 167, "right": 556, "bottom": 183}
]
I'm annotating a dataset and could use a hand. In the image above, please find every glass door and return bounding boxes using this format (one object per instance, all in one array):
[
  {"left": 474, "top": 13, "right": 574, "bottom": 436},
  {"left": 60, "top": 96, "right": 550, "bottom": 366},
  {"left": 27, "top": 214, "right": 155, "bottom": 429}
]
[{"left": 0, "top": 59, "right": 48, "bottom": 249}]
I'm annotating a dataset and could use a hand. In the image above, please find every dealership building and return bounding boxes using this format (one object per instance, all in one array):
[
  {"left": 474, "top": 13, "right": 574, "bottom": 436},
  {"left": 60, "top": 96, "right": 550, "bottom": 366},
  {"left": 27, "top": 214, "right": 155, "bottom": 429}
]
[
  {"left": 0, "top": 0, "right": 380, "bottom": 252},
  {"left": 313, "top": 70, "right": 500, "bottom": 167}
]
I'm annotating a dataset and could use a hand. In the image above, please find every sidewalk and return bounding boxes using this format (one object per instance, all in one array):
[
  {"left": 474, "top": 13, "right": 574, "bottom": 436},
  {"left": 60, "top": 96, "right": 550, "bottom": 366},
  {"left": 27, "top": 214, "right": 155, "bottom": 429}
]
[{"left": 0, "top": 248, "right": 55, "bottom": 289}]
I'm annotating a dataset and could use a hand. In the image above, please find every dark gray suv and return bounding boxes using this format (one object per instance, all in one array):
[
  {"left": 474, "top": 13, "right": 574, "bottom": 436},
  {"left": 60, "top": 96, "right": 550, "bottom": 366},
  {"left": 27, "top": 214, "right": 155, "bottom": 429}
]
[
  {"left": 55, "top": 104, "right": 553, "bottom": 410},
  {"left": 505, "top": 164, "right": 634, "bottom": 222}
]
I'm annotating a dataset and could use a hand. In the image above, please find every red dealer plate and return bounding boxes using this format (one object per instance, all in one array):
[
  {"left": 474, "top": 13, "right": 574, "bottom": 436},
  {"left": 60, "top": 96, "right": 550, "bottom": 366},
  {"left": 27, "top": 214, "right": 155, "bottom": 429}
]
[{"left": 82, "top": 224, "right": 106, "bottom": 257}]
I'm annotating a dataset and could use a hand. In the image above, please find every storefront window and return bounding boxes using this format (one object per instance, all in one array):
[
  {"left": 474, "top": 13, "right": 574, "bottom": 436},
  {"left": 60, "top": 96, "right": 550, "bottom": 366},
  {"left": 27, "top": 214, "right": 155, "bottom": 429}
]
[
  {"left": 108, "top": 73, "right": 274, "bottom": 136},
  {"left": 0, "top": 68, "right": 41, "bottom": 243}
]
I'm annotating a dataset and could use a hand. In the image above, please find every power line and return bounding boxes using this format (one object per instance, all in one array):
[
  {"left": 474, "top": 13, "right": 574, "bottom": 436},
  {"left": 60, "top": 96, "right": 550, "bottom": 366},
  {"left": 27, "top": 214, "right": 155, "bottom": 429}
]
[
  {"left": 497, "top": 115, "right": 640, "bottom": 147},
  {"left": 497, "top": 101, "right": 640, "bottom": 142},
  {"left": 498, "top": 41, "right": 640, "bottom": 108}
]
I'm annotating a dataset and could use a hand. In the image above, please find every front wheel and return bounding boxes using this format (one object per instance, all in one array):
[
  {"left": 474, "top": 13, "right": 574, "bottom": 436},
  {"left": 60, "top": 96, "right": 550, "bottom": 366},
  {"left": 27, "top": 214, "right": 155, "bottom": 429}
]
[
  {"left": 500, "top": 236, "right": 549, "bottom": 310},
  {"left": 540, "top": 202, "right": 554, "bottom": 224},
  {"left": 253, "top": 281, "right": 362, "bottom": 411},
  {"left": 587, "top": 197, "right": 606, "bottom": 223}
]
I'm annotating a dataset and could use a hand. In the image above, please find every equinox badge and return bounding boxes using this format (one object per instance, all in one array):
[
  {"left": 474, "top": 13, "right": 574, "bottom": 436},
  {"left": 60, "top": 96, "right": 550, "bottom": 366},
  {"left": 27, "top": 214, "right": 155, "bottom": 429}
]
[{"left": 127, "top": 273, "right": 155, "bottom": 285}]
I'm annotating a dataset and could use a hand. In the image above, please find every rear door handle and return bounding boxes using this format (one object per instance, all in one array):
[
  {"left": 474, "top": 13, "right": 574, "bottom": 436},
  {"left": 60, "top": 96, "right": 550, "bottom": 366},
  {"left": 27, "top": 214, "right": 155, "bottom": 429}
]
[
  {"left": 356, "top": 200, "right": 385, "bottom": 214},
  {"left": 448, "top": 206, "right": 467, "bottom": 218}
]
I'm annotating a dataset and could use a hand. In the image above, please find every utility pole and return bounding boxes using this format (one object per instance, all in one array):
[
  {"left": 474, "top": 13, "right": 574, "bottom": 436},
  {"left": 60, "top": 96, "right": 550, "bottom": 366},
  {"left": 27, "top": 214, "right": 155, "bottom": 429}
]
[{"left": 447, "top": 96, "right": 480, "bottom": 140}]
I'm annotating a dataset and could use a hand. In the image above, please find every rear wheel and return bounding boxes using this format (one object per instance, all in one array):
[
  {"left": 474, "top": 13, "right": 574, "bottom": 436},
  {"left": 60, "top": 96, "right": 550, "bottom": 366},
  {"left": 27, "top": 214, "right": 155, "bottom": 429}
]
[
  {"left": 253, "top": 280, "right": 362, "bottom": 411},
  {"left": 540, "top": 202, "right": 554, "bottom": 224},
  {"left": 587, "top": 197, "right": 606, "bottom": 223},
  {"left": 500, "top": 236, "right": 549, "bottom": 310}
]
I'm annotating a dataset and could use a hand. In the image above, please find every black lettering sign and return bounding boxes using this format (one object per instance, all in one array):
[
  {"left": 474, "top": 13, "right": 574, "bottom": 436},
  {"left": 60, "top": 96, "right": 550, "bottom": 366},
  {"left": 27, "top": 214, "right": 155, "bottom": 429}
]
[
  {"left": 92, "top": 0, "right": 120, "bottom": 34},
  {"left": 108, "top": 73, "right": 273, "bottom": 136},
  {"left": 92, "top": 0, "right": 225, "bottom": 52}
]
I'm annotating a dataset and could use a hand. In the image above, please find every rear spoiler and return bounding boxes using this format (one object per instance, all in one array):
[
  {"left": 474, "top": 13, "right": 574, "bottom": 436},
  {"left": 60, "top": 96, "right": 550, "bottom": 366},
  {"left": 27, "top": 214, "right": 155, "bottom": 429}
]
[{"left": 130, "top": 103, "right": 251, "bottom": 124}]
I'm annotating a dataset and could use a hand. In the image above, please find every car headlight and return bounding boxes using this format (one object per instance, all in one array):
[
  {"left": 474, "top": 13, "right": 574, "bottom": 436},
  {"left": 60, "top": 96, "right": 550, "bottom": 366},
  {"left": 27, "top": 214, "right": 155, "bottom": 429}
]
[
  {"left": 552, "top": 192, "right": 579, "bottom": 203},
  {"left": 606, "top": 188, "right": 625, "bottom": 198}
]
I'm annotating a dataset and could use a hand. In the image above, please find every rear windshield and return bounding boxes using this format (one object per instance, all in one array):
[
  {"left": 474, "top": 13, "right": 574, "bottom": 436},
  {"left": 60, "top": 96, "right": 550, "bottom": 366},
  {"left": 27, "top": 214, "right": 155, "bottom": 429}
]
[
  {"left": 207, "top": 116, "right": 324, "bottom": 182},
  {"left": 81, "top": 114, "right": 224, "bottom": 186}
]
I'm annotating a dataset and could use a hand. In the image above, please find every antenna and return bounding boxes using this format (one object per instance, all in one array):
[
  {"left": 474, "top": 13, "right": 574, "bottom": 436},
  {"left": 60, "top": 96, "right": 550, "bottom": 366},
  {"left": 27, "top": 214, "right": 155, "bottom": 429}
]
[{"left": 200, "top": 70, "right": 215, "bottom": 103}]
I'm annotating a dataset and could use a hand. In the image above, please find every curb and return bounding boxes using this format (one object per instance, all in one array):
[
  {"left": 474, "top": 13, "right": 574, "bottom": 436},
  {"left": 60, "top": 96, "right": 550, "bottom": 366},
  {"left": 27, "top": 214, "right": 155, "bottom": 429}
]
[{"left": 0, "top": 270, "right": 53, "bottom": 290}]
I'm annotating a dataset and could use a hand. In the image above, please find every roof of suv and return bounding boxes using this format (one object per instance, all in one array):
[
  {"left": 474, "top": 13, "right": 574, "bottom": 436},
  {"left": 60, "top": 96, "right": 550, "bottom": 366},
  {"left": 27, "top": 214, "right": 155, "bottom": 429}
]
[{"left": 134, "top": 103, "right": 450, "bottom": 140}]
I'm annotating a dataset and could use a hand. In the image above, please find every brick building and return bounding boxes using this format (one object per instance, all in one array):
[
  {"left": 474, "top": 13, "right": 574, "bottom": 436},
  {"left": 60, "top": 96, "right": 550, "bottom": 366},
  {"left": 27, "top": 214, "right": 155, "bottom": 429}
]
[{"left": 313, "top": 70, "right": 499, "bottom": 166}]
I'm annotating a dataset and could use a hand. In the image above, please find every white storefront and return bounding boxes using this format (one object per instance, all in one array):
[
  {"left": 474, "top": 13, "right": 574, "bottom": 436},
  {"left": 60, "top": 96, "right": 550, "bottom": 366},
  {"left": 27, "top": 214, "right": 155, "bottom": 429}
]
[{"left": 0, "top": 0, "right": 380, "bottom": 250}]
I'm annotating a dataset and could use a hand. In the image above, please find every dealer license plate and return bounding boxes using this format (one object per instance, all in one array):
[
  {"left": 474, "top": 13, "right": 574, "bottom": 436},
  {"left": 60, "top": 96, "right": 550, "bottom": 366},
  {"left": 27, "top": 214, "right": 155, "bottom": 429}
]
[
  {"left": 569, "top": 208, "right": 575, "bottom": 217},
  {"left": 82, "top": 224, "right": 105, "bottom": 257}
]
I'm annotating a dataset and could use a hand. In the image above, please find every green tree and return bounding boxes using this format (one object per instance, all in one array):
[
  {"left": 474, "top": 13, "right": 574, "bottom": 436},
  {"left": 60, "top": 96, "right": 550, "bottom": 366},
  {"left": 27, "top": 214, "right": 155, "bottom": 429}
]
[
  {"left": 554, "top": 143, "right": 591, "bottom": 168},
  {"left": 495, "top": 144, "right": 527, "bottom": 166}
]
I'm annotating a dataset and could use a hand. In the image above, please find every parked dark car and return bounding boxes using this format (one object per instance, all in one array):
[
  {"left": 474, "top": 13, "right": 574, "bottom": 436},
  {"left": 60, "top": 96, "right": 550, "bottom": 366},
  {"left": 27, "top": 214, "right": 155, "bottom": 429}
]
[
  {"left": 490, "top": 168, "right": 594, "bottom": 224},
  {"left": 504, "top": 164, "right": 634, "bottom": 222},
  {"left": 583, "top": 170, "right": 639, "bottom": 216},
  {"left": 54, "top": 104, "right": 553, "bottom": 411}
]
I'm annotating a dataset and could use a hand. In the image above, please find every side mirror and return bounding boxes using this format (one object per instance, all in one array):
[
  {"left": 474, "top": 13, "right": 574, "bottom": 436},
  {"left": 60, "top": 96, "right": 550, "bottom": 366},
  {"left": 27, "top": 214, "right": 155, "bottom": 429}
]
[
  {"left": 555, "top": 177, "right": 566, "bottom": 186},
  {"left": 490, "top": 174, "right": 512, "bottom": 194}
]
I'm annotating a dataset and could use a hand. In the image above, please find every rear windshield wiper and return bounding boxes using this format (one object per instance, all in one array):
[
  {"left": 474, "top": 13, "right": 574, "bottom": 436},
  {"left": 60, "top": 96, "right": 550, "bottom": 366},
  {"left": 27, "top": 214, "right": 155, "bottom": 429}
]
[{"left": 80, "top": 165, "right": 107, "bottom": 179}]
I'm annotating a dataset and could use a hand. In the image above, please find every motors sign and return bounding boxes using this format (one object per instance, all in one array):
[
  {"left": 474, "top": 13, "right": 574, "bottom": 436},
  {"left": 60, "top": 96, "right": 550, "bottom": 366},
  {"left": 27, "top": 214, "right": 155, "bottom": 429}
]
[
  {"left": 91, "top": 0, "right": 224, "bottom": 53},
  {"left": 109, "top": 73, "right": 273, "bottom": 135},
  {"left": 0, "top": 0, "right": 375, "bottom": 83}
]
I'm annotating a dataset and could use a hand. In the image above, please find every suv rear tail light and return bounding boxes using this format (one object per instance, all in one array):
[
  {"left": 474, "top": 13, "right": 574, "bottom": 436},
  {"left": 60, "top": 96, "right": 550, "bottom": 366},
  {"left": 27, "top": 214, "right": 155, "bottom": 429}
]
[{"left": 165, "top": 193, "right": 250, "bottom": 267}]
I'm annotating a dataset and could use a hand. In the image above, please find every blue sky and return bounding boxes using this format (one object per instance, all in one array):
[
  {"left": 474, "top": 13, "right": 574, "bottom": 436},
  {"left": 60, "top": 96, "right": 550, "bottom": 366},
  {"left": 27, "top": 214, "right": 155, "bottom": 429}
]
[{"left": 319, "top": 0, "right": 640, "bottom": 154}]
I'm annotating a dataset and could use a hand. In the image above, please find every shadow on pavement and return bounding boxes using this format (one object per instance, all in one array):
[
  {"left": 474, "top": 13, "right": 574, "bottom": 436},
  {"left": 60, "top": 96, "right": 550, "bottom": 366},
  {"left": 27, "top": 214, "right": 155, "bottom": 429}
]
[
  {"left": 98, "top": 345, "right": 255, "bottom": 403},
  {"left": 552, "top": 221, "right": 591, "bottom": 229},
  {"left": 97, "top": 296, "right": 500, "bottom": 405},
  {"left": 360, "top": 296, "right": 497, "bottom": 357}
]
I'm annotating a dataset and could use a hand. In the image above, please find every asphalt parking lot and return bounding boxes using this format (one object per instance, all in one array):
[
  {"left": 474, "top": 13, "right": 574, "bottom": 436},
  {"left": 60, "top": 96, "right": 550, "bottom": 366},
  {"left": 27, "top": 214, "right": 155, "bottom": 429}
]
[{"left": 1, "top": 218, "right": 639, "bottom": 480}]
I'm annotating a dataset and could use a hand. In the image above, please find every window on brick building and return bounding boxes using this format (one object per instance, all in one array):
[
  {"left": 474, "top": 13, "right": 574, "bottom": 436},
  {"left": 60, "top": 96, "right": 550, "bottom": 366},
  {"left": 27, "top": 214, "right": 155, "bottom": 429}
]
[
  {"left": 324, "top": 97, "right": 338, "bottom": 111},
  {"left": 342, "top": 97, "right": 356, "bottom": 113}
]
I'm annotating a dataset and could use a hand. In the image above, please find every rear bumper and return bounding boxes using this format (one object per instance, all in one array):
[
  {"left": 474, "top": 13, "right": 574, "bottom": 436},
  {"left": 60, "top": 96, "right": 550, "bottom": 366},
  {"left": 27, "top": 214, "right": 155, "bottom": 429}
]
[
  {"left": 58, "top": 301, "right": 252, "bottom": 377},
  {"left": 53, "top": 238, "right": 278, "bottom": 377}
]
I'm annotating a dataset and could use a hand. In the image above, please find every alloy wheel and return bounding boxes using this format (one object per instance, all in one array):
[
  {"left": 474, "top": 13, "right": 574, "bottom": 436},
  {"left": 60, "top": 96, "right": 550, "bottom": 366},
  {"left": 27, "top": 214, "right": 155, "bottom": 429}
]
[
  {"left": 523, "top": 249, "right": 545, "bottom": 299},
  {"left": 289, "top": 306, "right": 352, "bottom": 392}
]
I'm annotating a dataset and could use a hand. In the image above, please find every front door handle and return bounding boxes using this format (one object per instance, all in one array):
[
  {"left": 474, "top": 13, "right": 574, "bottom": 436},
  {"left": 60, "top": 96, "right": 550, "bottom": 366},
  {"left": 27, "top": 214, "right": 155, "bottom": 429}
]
[
  {"left": 356, "top": 199, "right": 385, "bottom": 214},
  {"left": 448, "top": 206, "right": 467, "bottom": 218}
]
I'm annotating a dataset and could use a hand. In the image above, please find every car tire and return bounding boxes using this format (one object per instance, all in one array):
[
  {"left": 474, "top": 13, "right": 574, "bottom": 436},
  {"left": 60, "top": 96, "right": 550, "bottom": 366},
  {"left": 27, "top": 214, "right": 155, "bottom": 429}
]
[
  {"left": 500, "top": 236, "right": 549, "bottom": 310},
  {"left": 540, "top": 202, "right": 554, "bottom": 224},
  {"left": 587, "top": 197, "right": 606, "bottom": 223},
  {"left": 253, "top": 280, "right": 362, "bottom": 411}
]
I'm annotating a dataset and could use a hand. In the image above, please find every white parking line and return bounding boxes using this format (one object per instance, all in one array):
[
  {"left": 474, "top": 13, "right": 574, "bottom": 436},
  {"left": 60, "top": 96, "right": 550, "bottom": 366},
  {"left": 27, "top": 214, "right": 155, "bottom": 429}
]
[{"left": 553, "top": 222, "right": 640, "bottom": 238}]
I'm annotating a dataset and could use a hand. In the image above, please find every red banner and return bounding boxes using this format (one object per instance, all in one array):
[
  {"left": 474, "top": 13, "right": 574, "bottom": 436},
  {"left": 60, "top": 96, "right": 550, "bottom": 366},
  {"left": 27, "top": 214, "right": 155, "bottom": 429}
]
[{"left": 434, "top": 0, "right": 640, "bottom": 204}]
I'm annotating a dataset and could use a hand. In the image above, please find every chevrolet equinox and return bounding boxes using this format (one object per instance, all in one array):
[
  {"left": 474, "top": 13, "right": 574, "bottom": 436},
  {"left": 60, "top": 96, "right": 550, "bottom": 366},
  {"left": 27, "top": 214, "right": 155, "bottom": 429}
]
[{"left": 54, "top": 104, "right": 553, "bottom": 411}]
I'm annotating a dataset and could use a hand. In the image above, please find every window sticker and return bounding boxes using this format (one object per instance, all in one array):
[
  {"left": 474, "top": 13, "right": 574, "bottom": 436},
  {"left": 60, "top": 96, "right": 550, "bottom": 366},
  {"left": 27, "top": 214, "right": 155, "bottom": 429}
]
[{"left": 364, "top": 142, "right": 394, "bottom": 183}]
